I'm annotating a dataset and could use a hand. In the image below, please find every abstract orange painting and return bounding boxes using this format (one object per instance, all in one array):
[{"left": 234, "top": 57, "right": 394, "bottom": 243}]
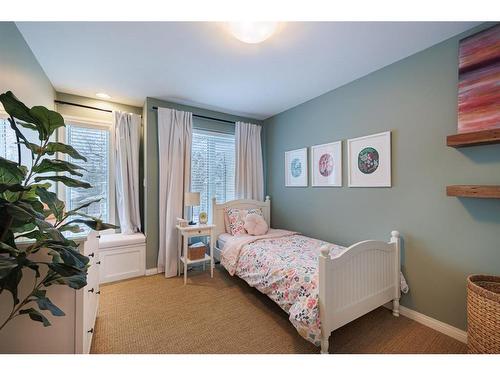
[{"left": 458, "top": 24, "right": 500, "bottom": 133}]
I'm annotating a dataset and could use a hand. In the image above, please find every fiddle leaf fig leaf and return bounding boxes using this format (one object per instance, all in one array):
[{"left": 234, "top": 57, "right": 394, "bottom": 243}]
[
  {"left": 15, "top": 120, "right": 38, "bottom": 132},
  {"left": 19, "top": 308, "right": 51, "bottom": 327},
  {"left": 19, "top": 183, "right": 51, "bottom": 201},
  {"left": 65, "top": 218, "right": 119, "bottom": 231},
  {"left": 33, "top": 159, "right": 85, "bottom": 177},
  {"left": 6, "top": 201, "right": 45, "bottom": 221},
  {"left": 0, "top": 91, "right": 37, "bottom": 125},
  {"left": 59, "top": 224, "right": 84, "bottom": 233},
  {"left": 10, "top": 222, "right": 37, "bottom": 236},
  {"left": 16, "top": 230, "right": 46, "bottom": 242},
  {"left": 44, "top": 142, "right": 87, "bottom": 162},
  {"left": 36, "top": 187, "right": 65, "bottom": 221},
  {"left": 7, "top": 120, "right": 33, "bottom": 152},
  {"left": 0, "top": 256, "right": 19, "bottom": 277},
  {"left": 45, "top": 264, "right": 87, "bottom": 289},
  {"left": 18, "top": 198, "right": 45, "bottom": 216},
  {"left": 34, "top": 175, "right": 91, "bottom": 189},
  {"left": 0, "top": 183, "right": 28, "bottom": 194},
  {"left": 5, "top": 203, "right": 39, "bottom": 222},
  {"left": 46, "top": 244, "right": 89, "bottom": 269},
  {"left": 0, "top": 156, "right": 26, "bottom": 184},
  {"left": 20, "top": 141, "right": 43, "bottom": 155},
  {"left": 0, "top": 242, "right": 20, "bottom": 256},
  {"left": 63, "top": 198, "right": 101, "bottom": 217},
  {"left": 29, "top": 106, "right": 65, "bottom": 140},
  {"left": 32, "top": 290, "right": 65, "bottom": 317},
  {"left": 0, "top": 263, "right": 22, "bottom": 304}
]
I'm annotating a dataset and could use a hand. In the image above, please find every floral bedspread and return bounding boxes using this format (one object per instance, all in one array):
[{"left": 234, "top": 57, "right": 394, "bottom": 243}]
[{"left": 220, "top": 231, "right": 346, "bottom": 346}]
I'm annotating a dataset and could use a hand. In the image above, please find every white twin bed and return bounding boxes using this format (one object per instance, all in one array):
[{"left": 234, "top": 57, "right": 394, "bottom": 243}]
[{"left": 211, "top": 196, "right": 401, "bottom": 354}]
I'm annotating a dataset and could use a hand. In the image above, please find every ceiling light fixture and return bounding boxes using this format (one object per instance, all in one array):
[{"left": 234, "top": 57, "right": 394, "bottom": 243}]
[
  {"left": 227, "top": 22, "right": 279, "bottom": 44},
  {"left": 96, "top": 92, "right": 111, "bottom": 99}
]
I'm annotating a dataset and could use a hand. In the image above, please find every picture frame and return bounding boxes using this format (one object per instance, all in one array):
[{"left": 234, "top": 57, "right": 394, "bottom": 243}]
[
  {"left": 285, "top": 148, "right": 308, "bottom": 187},
  {"left": 311, "top": 141, "right": 342, "bottom": 187},
  {"left": 347, "top": 131, "right": 391, "bottom": 187}
]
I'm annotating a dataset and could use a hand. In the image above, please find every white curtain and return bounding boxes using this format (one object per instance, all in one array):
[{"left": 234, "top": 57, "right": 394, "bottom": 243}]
[
  {"left": 114, "top": 111, "right": 142, "bottom": 234},
  {"left": 157, "top": 108, "right": 192, "bottom": 277},
  {"left": 235, "top": 122, "right": 264, "bottom": 201}
]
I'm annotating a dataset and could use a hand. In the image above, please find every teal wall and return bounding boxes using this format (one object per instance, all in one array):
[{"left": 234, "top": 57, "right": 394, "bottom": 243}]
[
  {"left": 0, "top": 22, "right": 54, "bottom": 108},
  {"left": 263, "top": 23, "right": 500, "bottom": 330},
  {"left": 143, "top": 97, "right": 262, "bottom": 269}
]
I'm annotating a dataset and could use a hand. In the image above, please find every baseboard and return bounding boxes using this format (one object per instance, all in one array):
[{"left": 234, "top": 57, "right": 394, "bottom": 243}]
[
  {"left": 384, "top": 303, "right": 467, "bottom": 344},
  {"left": 145, "top": 268, "right": 161, "bottom": 276}
]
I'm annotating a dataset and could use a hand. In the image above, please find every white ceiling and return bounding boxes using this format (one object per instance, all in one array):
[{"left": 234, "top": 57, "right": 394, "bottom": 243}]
[{"left": 17, "top": 22, "right": 478, "bottom": 120}]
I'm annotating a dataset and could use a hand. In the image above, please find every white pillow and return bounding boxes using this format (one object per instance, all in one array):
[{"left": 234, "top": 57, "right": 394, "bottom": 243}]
[
  {"left": 244, "top": 213, "right": 268, "bottom": 236},
  {"left": 225, "top": 207, "right": 263, "bottom": 236}
]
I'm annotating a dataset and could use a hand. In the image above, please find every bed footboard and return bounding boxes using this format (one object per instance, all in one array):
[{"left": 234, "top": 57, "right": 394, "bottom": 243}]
[{"left": 319, "top": 231, "right": 401, "bottom": 354}]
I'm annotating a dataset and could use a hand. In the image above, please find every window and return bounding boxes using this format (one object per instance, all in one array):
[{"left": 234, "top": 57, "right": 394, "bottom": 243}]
[
  {"left": 191, "top": 129, "right": 235, "bottom": 222},
  {"left": 0, "top": 114, "right": 41, "bottom": 165},
  {"left": 2, "top": 111, "right": 114, "bottom": 227},
  {"left": 61, "top": 119, "right": 114, "bottom": 225},
  {"left": 0, "top": 116, "right": 18, "bottom": 161}
]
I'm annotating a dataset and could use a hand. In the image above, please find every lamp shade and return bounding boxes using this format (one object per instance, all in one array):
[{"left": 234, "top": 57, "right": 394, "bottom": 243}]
[{"left": 184, "top": 192, "right": 200, "bottom": 207}]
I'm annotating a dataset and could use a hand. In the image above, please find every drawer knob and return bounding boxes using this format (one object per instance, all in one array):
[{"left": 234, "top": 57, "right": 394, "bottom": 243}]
[
  {"left": 198, "top": 230, "right": 201, "bottom": 234},
  {"left": 96, "top": 291, "right": 101, "bottom": 295},
  {"left": 88, "top": 288, "right": 94, "bottom": 293},
  {"left": 88, "top": 252, "right": 95, "bottom": 258},
  {"left": 96, "top": 261, "right": 101, "bottom": 265},
  {"left": 87, "top": 328, "right": 94, "bottom": 334}
]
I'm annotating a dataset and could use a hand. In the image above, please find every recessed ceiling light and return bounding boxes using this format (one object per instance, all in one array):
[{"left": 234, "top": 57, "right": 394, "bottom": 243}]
[
  {"left": 96, "top": 92, "right": 111, "bottom": 99},
  {"left": 227, "top": 22, "right": 279, "bottom": 44}
]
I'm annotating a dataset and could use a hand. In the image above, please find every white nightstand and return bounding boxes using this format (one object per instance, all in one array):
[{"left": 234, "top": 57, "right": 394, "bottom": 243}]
[{"left": 176, "top": 224, "right": 215, "bottom": 285}]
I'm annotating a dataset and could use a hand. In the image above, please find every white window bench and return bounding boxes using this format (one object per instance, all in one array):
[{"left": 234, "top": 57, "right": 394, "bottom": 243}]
[{"left": 99, "top": 232, "right": 146, "bottom": 284}]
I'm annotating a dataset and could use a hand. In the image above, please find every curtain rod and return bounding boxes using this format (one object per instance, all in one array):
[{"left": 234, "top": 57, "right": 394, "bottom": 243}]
[
  {"left": 54, "top": 101, "right": 236, "bottom": 125},
  {"left": 54, "top": 100, "right": 113, "bottom": 113},
  {"left": 152, "top": 106, "right": 235, "bottom": 125}
]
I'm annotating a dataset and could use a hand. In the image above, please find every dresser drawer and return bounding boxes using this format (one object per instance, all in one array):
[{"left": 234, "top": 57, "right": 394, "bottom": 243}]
[{"left": 79, "top": 231, "right": 100, "bottom": 354}]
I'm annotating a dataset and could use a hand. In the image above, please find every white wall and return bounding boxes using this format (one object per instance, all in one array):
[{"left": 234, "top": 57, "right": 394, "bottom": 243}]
[{"left": 0, "top": 22, "right": 55, "bottom": 109}]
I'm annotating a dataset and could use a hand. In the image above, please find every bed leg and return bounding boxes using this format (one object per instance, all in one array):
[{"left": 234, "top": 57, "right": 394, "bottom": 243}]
[
  {"left": 320, "top": 334, "right": 330, "bottom": 354},
  {"left": 392, "top": 298, "right": 400, "bottom": 317}
]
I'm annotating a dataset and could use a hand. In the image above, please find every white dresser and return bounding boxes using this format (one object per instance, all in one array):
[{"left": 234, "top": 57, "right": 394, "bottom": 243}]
[{"left": 0, "top": 231, "right": 100, "bottom": 354}]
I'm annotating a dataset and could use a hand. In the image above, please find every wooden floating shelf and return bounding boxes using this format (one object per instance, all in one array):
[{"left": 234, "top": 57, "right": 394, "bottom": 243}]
[
  {"left": 447, "top": 185, "right": 500, "bottom": 199},
  {"left": 447, "top": 129, "right": 500, "bottom": 148}
]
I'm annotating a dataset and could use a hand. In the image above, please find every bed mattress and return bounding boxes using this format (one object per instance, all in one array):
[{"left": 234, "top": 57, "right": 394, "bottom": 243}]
[{"left": 216, "top": 233, "right": 234, "bottom": 250}]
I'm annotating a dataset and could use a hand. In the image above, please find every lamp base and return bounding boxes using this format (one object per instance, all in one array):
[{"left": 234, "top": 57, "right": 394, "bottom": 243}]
[{"left": 188, "top": 221, "right": 197, "bottom": 226}]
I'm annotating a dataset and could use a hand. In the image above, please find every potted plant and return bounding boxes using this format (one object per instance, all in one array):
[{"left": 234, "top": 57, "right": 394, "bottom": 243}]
[{"left": 0, "top": 91, "right": 117, "bottom": 331}]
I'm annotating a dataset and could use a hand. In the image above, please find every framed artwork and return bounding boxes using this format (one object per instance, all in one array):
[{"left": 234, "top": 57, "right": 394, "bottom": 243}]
[
  {"left": 311, "top": 141, "right": 342, "bottom": 187},
  {"left": 458, "top": 24, "right": 500, "bottom": 133},
  {"left": 285, "top": 148, "right": 308, "bottom": 187},
  {"left": 347, "top": 131, "right": 391, "bottom": 187}
]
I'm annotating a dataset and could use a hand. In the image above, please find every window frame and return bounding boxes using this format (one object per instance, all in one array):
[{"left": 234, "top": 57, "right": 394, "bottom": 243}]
[
  {"left": 0, "top": 109, "right": 10, "bottom": 162},
  {"left": 190, "top": 127, "right": 236, "bottom": 222},
  {"left": 57, "top": 115, "right": 116, "bottom": 228}
]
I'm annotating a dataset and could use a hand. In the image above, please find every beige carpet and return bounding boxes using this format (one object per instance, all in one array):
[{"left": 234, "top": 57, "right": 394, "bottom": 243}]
[{"left": 91, "top": 266, "right": 466, "bottom": 354}]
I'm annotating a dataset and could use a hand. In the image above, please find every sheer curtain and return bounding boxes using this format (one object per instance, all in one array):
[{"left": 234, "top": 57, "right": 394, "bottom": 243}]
[
  {"left": 114, "top": 111, "right": 142, "bottom": 234},
  {"left": 235, "top": 122, "right": 264, "bottom": 201},
  {"left": 157, "top": 107, "right": 192, "bottom": 277}
]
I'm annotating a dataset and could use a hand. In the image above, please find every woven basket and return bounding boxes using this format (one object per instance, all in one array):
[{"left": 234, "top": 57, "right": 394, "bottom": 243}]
[{"left": 467, "top": 275, "right": 500, "bottom": 354}]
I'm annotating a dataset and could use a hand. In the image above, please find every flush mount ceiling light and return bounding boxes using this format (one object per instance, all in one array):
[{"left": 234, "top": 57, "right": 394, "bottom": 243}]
[
  {"left": 227, "top": 22, "right": 279, "bottom": 44},
  {"left": 96, "top": 92, "right": 111, "bottom": 99}
]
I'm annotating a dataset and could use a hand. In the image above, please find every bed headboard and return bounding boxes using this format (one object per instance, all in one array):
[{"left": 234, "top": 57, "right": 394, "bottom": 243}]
[{"left": 211, "top": 196, "right": 271, "bottom": 239}]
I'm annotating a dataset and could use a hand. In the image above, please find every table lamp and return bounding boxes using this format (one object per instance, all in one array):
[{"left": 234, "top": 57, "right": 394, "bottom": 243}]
[{"left": 184, "top": 192, "right": 200, "bottom": 225}]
